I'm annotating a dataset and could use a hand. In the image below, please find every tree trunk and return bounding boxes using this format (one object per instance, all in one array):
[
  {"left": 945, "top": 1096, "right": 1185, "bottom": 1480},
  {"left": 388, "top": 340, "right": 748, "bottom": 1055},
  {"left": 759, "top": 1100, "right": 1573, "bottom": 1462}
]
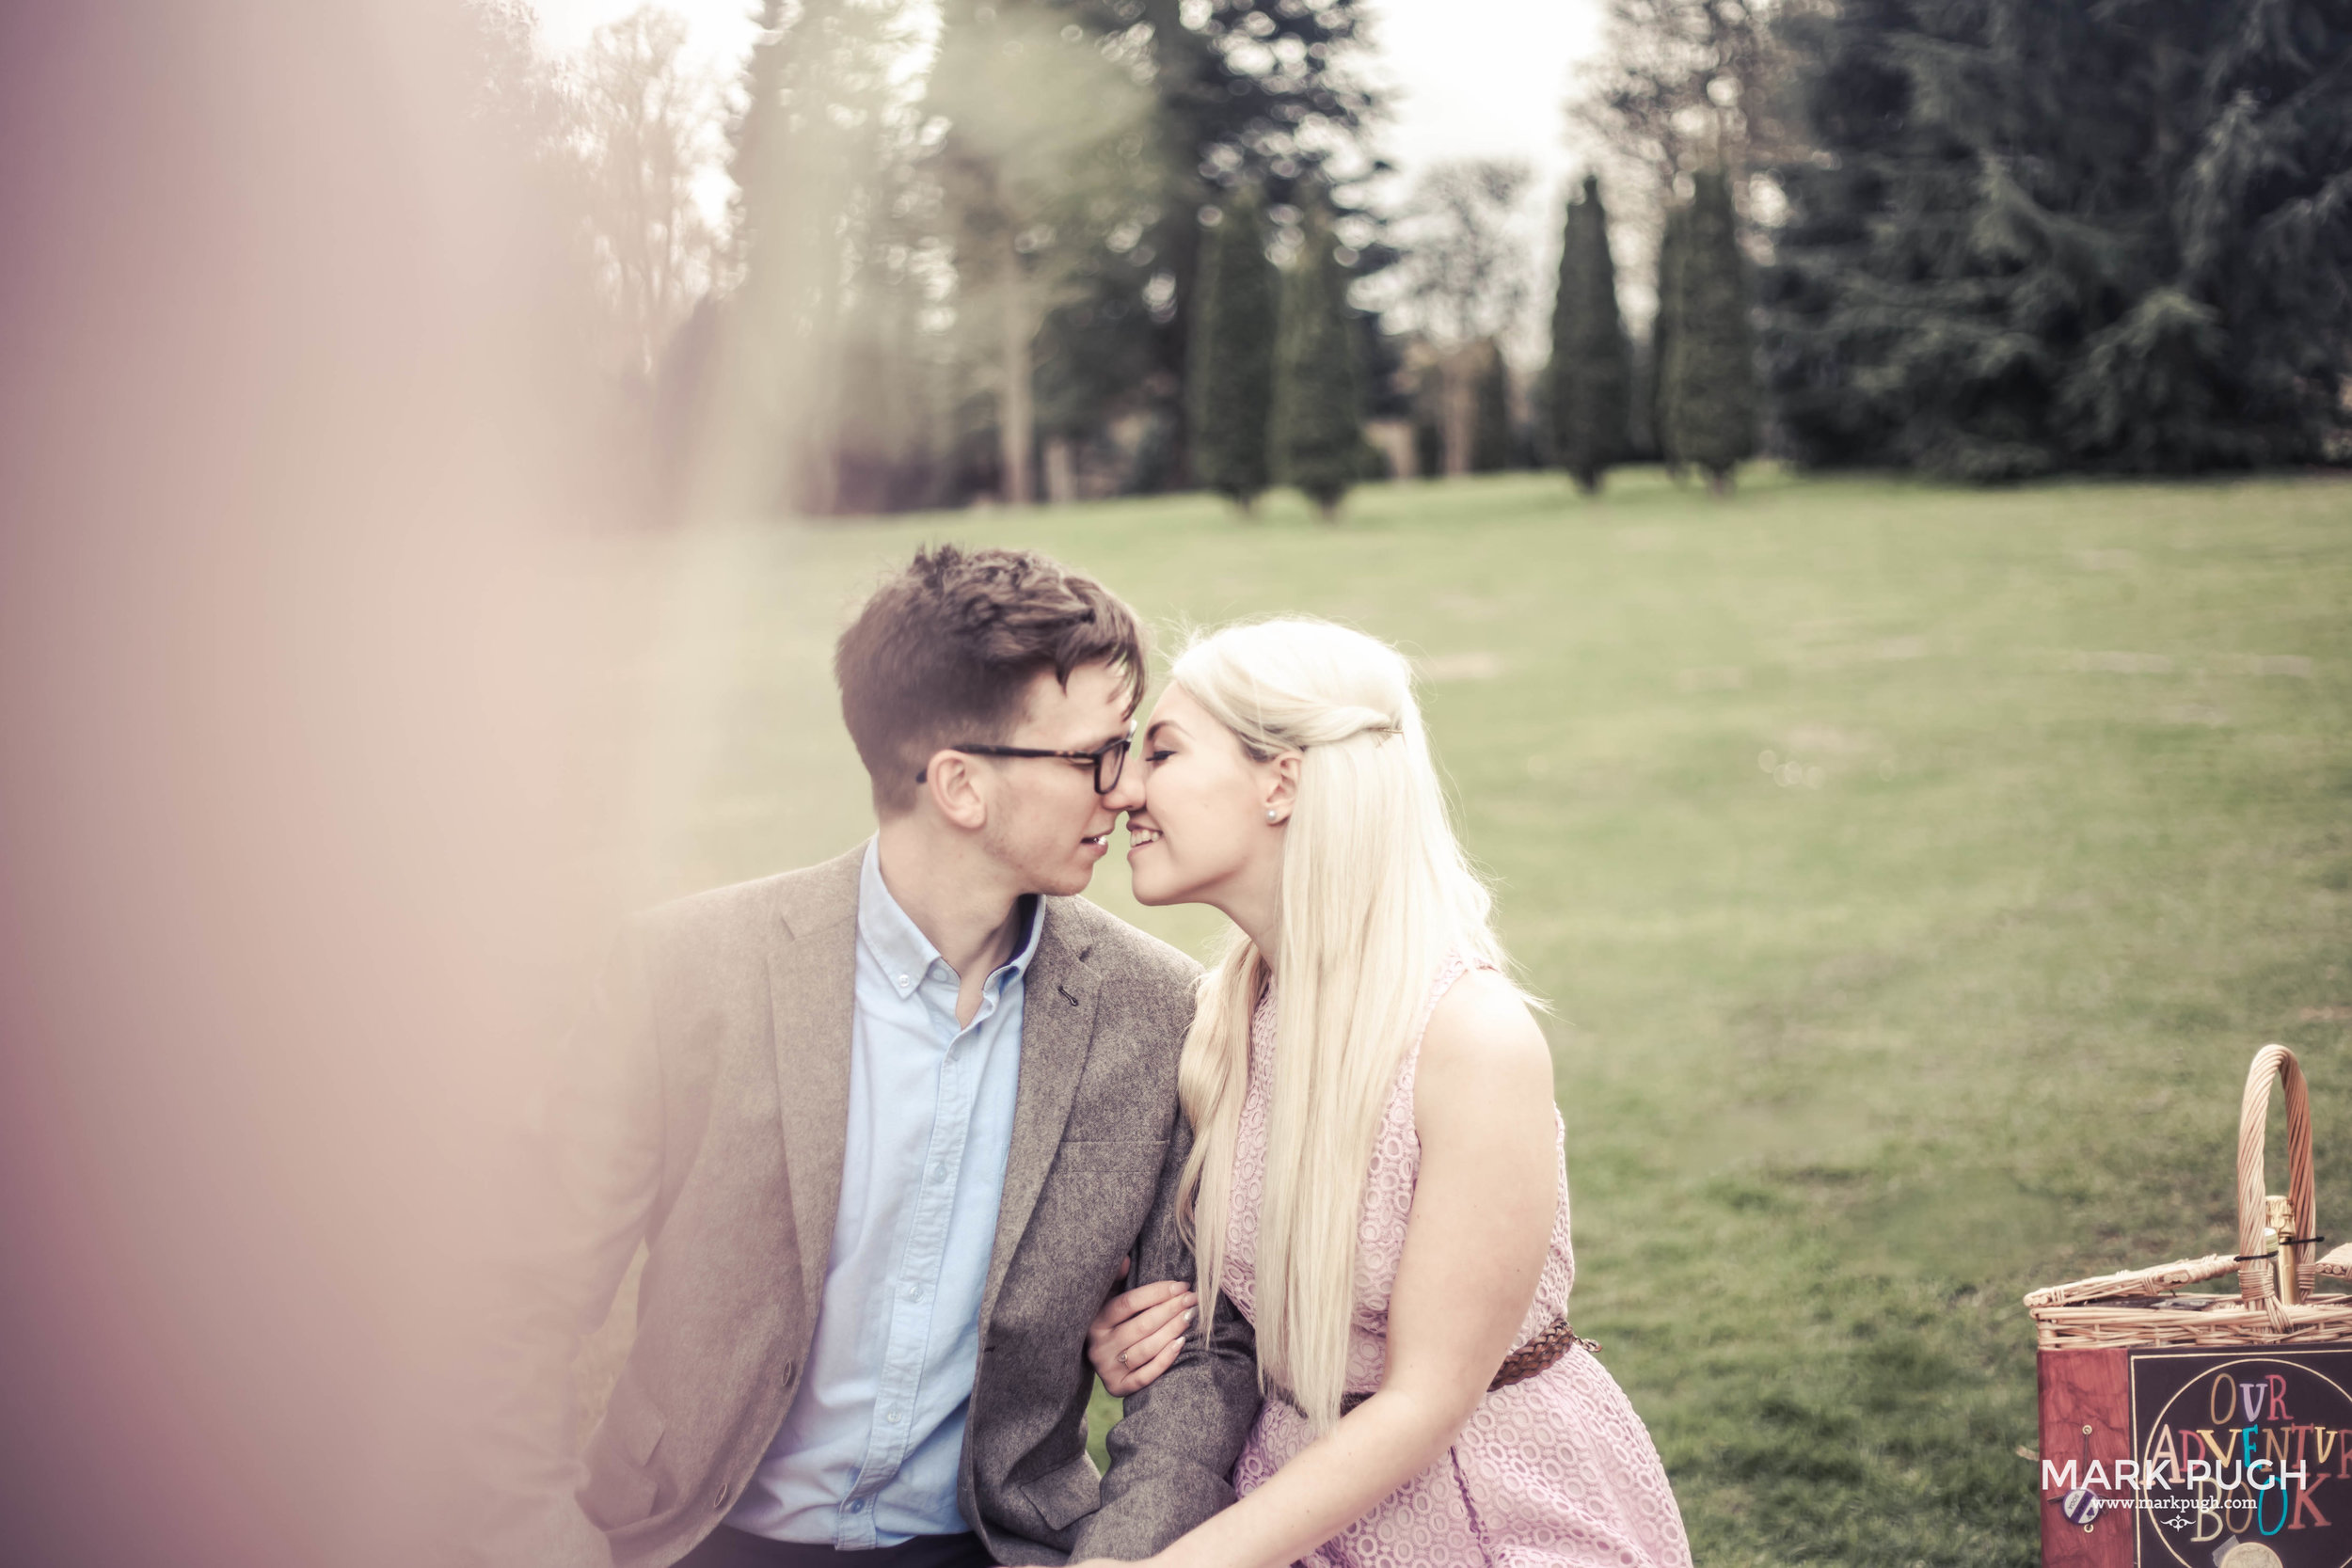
[
  {"left": 1041, "top": 435, "right": 1077, "bottom": 504},
  {"left": 999, "top": 254, "right": 1034, "bottom": 505},
  {"left": 1366, "top": 418, "right": 1416, "bottom": 480},
  {"left": 1442, "top": 351, "right": 1475, "bottom": 477},
  {"left": 1707, "top": 464, "right": 1733, "bottom": 497}
]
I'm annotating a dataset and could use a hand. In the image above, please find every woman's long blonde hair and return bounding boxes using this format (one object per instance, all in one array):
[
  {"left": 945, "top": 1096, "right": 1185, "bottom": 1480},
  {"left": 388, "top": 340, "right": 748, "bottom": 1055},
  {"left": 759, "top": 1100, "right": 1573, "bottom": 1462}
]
[{"left": 1171, "top": 617, "right": 1516, "bottom": 1432}]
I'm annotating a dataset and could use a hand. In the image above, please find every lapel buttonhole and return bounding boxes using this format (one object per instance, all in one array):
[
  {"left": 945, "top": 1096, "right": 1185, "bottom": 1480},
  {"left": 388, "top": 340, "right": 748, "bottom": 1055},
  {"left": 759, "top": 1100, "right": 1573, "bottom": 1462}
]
[{"left": 1057, "top": 983, "right": 1078, "bottom": 1007}]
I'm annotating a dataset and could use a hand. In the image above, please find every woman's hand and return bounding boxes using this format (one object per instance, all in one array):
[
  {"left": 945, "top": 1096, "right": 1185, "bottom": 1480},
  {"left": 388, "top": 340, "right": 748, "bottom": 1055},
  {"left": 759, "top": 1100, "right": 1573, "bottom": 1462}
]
[{"left": 1087, "top": 1256, "right": 1197, "bottom": 1396}]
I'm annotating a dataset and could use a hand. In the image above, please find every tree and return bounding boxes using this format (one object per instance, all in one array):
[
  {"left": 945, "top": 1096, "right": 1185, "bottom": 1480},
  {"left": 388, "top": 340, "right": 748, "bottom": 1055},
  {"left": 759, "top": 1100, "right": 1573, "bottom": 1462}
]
[
  {"left": 831, "top": 253, "right": 950, "bottom": 515},
  {"left": 1565, "top": 0, "right": 1820, "bottom": 348},
  {"left": 1763, "top": 0, "right": 2352, "bottom": 480},
  {"left": 1388, "top": 159, "right": 1534, "bottom": 475},
  {"left": 683, "top": 0, "right": 1400, "bottom": 515},
  {"left": 1662, "top": 169, "right": 1756, "bottom": 492},
  {"left": 1569, "top": 0, "right": 1819, "bottom": 201},
  {"left": 696, "top": 0, "right": 912, "bottom": 517},
  {"left": 567, "top": 6, "right": 722, "bottom": 382},
  {"left": 1648, "top": 200, "right": 1690, "bottom": 474},
  {"left": 927, "top": 0, "right": 1165, "bottom": 505},
  {"left": 937, "top": 0, "right": 1384, "bottom": 498},
  {"left": 1273, "top": 200, "right": 1366, "bottom": 518},
  {"left": 1086, "top": 0, "right": 1386, "bottom": 488},
  {"left": 1471, "top": 338, "right": 1515, "bottom": 472},
  {"left": 468, "top": 1, "right": 574, "bottom": 178},
  {"left": 1547, "top": 174, "right": 1634, "bottom": 492},
  {"left": 1188, "top": 186, "right": 1279, "bottom": 510}
]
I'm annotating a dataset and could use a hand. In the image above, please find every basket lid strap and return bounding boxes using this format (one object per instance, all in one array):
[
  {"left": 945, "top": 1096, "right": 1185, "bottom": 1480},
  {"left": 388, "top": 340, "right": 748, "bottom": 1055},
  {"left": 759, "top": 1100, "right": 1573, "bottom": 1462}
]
[{"left": 2238, "top": 1044, "right": 2316, "bottom": 1305}]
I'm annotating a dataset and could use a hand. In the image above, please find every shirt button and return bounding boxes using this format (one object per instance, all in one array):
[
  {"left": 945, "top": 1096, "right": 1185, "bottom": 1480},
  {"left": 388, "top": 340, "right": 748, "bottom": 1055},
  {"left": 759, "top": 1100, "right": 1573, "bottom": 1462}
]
[
  {"left": 847, "top": 1498, "right": 865, "bottom": 1513},
  {"left": 883, "top": 1407, "right": 902, "bottom": 1423},
  {"left": 931, "top": 1164, "right": 948, "bottom": 1184},
  {"left": 904, "top": 1283, "right": 921, "bottom": 1301}
]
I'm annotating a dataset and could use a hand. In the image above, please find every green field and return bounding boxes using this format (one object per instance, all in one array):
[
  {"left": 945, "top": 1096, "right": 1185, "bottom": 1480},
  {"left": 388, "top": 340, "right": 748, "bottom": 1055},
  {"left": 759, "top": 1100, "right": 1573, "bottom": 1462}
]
[{"left": 597, "top": 467, "right": 2352, "bottom": 1565}]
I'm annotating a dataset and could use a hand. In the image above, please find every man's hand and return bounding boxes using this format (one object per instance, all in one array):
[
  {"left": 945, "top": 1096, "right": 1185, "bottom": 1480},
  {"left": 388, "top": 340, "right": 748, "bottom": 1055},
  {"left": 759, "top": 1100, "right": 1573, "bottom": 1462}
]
[{"left": 1086, "top": 1256, "right": 1197, "bottom": 1397}]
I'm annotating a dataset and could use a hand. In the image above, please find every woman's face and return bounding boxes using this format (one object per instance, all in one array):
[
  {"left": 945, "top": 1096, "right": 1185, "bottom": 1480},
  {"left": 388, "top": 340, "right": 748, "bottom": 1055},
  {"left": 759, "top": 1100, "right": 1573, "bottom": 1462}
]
[{"left": 1124, "top": 683, "right": 1288, "bottom": 909}]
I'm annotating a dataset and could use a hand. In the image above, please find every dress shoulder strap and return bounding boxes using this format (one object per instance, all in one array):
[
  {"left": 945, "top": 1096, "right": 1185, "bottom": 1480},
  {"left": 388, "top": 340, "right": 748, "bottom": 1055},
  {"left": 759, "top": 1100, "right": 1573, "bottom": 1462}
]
[{"left": 1397, "top": 949, "right": 1496, "bottom": 1103}]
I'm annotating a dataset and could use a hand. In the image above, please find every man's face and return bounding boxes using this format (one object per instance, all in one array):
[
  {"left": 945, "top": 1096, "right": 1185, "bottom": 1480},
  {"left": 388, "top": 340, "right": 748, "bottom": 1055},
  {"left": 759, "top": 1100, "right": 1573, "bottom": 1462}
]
[{"left": 973, "top": 660, "right": 1144, "bottom": 897}]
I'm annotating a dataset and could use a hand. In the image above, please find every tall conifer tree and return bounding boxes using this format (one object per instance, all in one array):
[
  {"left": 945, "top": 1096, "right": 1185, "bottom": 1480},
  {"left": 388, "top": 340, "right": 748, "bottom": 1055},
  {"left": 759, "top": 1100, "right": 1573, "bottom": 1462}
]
[
  {"left": 1187, "top": 187, "right": 1278, "bottom": 510},
  {"left": 1650, "top": 202, "right": 1689, "bottom": 477},
  {"left": 1547, "top": 174, "right": 1633, "bottom": 493},
  {"left": 1272, "top": 201, "right": 1366, "bottom": 519},
  {"left": 1663, "top": 169, "right": 1756, "bottom": 494}
]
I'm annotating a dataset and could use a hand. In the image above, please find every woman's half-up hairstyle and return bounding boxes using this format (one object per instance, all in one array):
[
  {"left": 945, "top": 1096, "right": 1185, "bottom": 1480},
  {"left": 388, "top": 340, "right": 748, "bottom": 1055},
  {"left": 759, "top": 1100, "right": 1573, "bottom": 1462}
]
[{"left": 1170, "top": 617, "right": 1518, "bottom": 1433}]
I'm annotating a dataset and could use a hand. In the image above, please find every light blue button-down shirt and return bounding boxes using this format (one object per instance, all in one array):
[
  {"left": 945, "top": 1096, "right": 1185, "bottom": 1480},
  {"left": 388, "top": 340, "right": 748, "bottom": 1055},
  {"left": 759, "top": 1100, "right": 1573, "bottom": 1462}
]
[{"left": 724, "top": 840, "right": 1039, "bottom": 1546}]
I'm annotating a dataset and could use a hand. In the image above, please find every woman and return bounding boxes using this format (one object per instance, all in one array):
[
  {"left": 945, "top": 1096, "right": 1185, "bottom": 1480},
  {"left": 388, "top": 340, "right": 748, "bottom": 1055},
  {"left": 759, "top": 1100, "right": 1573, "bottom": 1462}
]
[{"left": 1076, "top": 619, "right": 1691, "bottom": 1568}]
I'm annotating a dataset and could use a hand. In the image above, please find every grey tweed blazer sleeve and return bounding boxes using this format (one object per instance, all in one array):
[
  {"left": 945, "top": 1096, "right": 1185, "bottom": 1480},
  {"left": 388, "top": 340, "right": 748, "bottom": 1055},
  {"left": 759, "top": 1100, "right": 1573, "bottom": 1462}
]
[{"left": 1067, "top": 1115, "right": 1263, "bottom": 1561}]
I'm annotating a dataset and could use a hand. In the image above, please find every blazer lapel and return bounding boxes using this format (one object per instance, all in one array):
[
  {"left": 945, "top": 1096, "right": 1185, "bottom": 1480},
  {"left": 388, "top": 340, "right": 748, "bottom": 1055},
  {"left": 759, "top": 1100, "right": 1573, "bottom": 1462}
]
[
  {"left": 768, "top": 846, "right": 862, "bottom": 1331},
  {"left": 982, "top": 902, "right": 1099, "bottom": 1323}
]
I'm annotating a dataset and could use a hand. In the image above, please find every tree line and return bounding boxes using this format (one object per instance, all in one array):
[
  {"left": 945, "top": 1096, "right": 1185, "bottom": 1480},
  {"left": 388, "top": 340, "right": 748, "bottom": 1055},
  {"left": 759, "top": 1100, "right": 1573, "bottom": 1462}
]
[
  {"left": 1544, "top": 0, "right": 2349, "bottom": 495},
  {"left": 1766, "top": 0, "right": 2352, "bottom": 481},
  {"left": 500, "top": 0, "right": 2349, "bottom": 519},
  {"left": 695, "top": 0, "right": 1393, "bottom": 518}
]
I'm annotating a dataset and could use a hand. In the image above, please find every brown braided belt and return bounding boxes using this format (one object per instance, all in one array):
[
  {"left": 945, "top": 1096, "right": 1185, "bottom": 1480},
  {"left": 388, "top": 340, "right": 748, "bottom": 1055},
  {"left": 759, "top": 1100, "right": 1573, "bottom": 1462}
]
[{"left": 1267, "top": 1313, "right": 1597, "bottom": 1419}]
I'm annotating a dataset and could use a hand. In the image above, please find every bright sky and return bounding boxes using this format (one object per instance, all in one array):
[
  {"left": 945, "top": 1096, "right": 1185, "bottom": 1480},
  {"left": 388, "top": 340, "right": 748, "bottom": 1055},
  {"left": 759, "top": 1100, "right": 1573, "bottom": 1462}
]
[
  {"left": 1358, "top": 0, "right": 1606, "bottom": 209},
  {"left": 531, "top": 0, "right": 1611, "bottom": 210}
]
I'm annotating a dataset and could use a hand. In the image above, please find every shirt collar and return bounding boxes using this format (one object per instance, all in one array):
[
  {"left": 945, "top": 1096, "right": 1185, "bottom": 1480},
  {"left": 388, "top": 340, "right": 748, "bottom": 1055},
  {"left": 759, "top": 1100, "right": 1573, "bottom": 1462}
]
[
  {"left": 859, "top": 838, "right": 1044, "bottom": 998},
  {"left": 1000, "top": 890, "right": 1045, "bottom": 988}
]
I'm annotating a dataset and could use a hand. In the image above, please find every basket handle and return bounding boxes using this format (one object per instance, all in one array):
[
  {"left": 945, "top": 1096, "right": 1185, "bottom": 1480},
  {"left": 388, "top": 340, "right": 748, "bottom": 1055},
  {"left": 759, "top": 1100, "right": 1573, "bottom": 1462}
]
[{"left": 2238, "top": 1044, "right": 2318, "bottom": 1305}]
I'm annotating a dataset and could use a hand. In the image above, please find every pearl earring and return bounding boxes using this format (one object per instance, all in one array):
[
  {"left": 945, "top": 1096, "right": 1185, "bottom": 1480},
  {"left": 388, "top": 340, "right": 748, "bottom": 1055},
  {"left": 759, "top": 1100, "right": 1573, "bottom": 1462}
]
[{"left": 1266, "top": 808, "right": 1279, "bottom": 822}]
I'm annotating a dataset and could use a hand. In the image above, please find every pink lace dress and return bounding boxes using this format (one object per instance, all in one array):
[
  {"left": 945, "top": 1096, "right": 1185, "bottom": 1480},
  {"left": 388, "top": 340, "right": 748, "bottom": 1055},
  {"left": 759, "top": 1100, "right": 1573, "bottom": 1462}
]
[{"left": 1223, "top": 956, "right": 1694, "bottom": 1568}]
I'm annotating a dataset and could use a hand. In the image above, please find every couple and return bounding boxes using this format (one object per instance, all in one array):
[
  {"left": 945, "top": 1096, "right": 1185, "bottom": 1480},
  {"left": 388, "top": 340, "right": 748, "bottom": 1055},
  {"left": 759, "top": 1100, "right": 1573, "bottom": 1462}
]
[{"left": 473, "top": 546, "right": 1692, "bottom": 1568}]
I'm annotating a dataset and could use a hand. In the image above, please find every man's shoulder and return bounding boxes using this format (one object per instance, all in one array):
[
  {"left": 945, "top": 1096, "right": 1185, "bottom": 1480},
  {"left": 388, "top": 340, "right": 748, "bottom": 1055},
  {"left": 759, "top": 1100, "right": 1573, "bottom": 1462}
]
[
  {"left": 629, "top": 844, "right": 864, "bottom": 952},
  {"left": 1041, "top": 895, "right": 1203, "bottom": 994}
]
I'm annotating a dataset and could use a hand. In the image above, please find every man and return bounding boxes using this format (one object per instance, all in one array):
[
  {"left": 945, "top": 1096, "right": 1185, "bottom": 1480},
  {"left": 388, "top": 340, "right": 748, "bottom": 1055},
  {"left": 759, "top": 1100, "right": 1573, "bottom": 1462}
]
[{"left": 472, "top": 546, "right": 1259, "bottom": 1567}]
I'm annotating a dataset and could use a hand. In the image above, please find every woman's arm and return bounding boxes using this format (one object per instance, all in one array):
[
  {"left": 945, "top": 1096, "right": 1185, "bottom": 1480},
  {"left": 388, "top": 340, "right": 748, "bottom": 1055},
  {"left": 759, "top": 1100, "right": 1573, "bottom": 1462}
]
[{"left": 1078, "top": 969, "right": 1559, "bottom": 1568}]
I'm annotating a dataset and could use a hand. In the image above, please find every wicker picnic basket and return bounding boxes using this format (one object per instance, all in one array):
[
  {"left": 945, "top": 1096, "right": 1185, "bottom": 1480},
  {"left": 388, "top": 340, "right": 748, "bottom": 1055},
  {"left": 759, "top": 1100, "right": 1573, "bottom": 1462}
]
[{"left": 2026, "top": 1045, "right": 2352, "bottom": 1568}]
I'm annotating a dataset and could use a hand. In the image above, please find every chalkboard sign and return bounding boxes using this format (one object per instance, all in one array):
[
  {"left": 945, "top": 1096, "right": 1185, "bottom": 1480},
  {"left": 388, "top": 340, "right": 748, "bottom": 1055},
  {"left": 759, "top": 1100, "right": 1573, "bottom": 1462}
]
[{"left": 2124, "top": 1347, "right": 2352, "bottom": 1567}]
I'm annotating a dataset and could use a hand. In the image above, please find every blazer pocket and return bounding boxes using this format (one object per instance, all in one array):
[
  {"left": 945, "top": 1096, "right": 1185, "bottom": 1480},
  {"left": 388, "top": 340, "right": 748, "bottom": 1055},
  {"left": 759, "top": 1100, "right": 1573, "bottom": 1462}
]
[
  {"left": 1021, "top": 1449, "right": 1102, "bottom": 1533},
  {"left": 579, "top": 1388, "right": 666, "bottom": 1531}
]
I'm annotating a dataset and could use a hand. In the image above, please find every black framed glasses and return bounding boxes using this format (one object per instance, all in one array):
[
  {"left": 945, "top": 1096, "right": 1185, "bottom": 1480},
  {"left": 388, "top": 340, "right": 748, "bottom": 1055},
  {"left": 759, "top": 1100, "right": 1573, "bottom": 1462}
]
[{"left": 916, "top": 722, "right": 1136, "bottom": 795}]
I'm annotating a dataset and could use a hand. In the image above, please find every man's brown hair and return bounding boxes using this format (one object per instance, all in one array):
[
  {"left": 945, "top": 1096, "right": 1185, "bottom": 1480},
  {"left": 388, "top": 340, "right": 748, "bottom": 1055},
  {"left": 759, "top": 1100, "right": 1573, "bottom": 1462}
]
[{"left": 834, "top": 545, "right": 1147, "bottom": 814}]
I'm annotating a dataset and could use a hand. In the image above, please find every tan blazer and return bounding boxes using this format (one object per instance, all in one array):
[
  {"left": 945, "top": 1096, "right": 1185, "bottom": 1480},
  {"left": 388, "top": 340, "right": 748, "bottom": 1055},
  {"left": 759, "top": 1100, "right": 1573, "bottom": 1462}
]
[{"left": 467, "top": 845, "right": 1261, "bottom": 1567}]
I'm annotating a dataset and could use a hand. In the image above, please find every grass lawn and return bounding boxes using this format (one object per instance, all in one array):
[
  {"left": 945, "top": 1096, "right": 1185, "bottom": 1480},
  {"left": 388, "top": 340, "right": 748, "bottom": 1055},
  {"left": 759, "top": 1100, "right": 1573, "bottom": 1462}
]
[{"left": 592, "top": 465, "right": 2352, "bottom": 1565}]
